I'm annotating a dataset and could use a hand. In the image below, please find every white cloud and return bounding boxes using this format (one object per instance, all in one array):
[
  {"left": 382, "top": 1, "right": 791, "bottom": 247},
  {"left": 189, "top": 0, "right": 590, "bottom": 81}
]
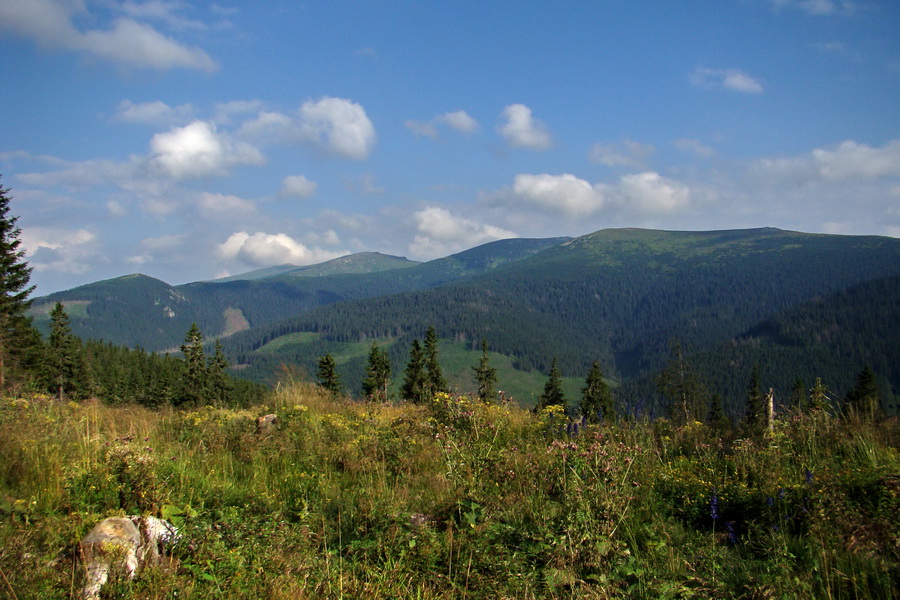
[
  {"left": 279, "top": 175, "right": 317, "bottom": 198},
  {"left": 298, "top": 97, "right": 376, "bottom": 160},
  {"left": 405, "top": 120, "right": 439, "bottom": 139},
  {"left": 0, "top": 0, "right": 217, "bottom": 71},
  {"left": 218, "top": 231, "right": 347, "bottom": 267},
  {"left": 498, "top": 104, "right": 552, "bottom": 150},
  {"left": 673, "top": 138, "right": 717, "bottom": 159},
  {"left": 117, "top": 0, "right": 209, "bottom": 31},
  {"left": 690, "top": 68, "right": 764, "bottom": 93},
  {"left": 19, "top": 226, "right": 98, "bottom": 274},
  {"left": 150, "top": 120, "right": 264, "bottom": 179},
  {"left": 511, "top": 173, "right": 609, "bottom": 216},
  {"left": 436, "top": 110, "right": 479, "bottom": 133},
  {"left": 753, "top": 139, "right": 900, "bottom": 183},
  {"left": 616, "top": 172, "right": 691, "bottom": 213},
  {"left": 769, "top": 0, "right": 857, "bottom": 16},
  {"left": 114, "top": 99, "right": 194, "bottom": 125},
  {"left": 197, "top": 192, "right": 256, "bottom": 217},
  {"left": 588, "top": 140, "right": 656, "bottom": 168},
  {"left": 409, "top": 207, "right": 517, "bottom": 259}
]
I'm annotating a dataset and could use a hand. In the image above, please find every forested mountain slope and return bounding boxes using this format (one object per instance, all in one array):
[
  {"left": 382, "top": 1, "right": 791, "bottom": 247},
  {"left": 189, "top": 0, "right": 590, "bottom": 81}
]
[
  {"left": 220, "top": 228, "right": 900, "bottom": 406},
  {"left": 29, "top": 237, "right": 568, "bottom": 350}
]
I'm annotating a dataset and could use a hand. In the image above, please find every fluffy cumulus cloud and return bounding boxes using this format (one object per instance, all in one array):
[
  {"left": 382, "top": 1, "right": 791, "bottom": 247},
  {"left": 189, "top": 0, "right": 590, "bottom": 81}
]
[
  {"left": 753, "top": 139, "right": 900, "bottom": 183},
  {"left": 299, "top": 97, "right": 376, "bottom": 160},
  {"left": 405, "top": 109, "right": 479, "bottom": 140},
  {"left": 218, "top": 231, "right": 347, "bottom": 267},
  {"left": 512, "top": 173, "right": 608, "bottom": 216},
  {"left": 409, "top": 207, "right": 517, "bottom": 259},
  {"left": 19, "top": 226, "right": 98, "bottom": 274},
  {"left": 197, "top": 192, "right": 256, "bottom": 217},
  {"left": 279, "top": 175, "right": 317, "bottom": 198},
  {"left": 0, "top": 0, "right": 217, "bottom": 71},
  {"left": 237, "top": 97, "right": 376, "bottom": 160},
  {"left": 615, "top": 172, "right": 691, "bottom": 213},
  {"left": 150, "top": 121, "right": 264, "bottom": 179},
  {"left": 498, "top": 104, "right": 552, "bottom": 150},
  {"left": 589, "top": 139, "right": 656, "bottom": 169},
  {"left": 690, "top": 68, "right": 764, "bottom": 93}
]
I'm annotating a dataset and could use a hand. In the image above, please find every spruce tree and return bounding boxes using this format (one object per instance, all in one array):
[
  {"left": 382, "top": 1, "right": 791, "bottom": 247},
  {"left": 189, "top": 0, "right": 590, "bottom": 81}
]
[
  {"left": 207, "top": 340, "right": 232, "bottom": 406},
  {"left": 179, "top": 323, "right": 207, "bottom": 406},
  {"left": 656, "top": 340, "right": 706, "bottom": 426},
  {"left": 538, "top": 358, "right": 567, "bottom": 413},
  {"left": 0, "top": 179, "right": 37, "bottom": 390},
  {"left": 362, "top": 342, "right": 391, "bottom": 402},
  {"left": 47, "top": 302, "right": 83, "bottom": 400},
  {"left": 580, "top": 360, "right": 613, "bottom": 423},
  {"left": 316, "top": 352, "right": 343, "bottom": 397},
  {"left": 424, "top": 326, "right": 448, "bottom": 398},
  {"left": 401, "top": 339, "right": 428, "bottom": 404},
  {"left": 744, "top": 364, "right": 765, "bottom": 435},
  {"left": 790, "top": 377, "right": 806, "bottom": 412},
  {"left": 845, "top": 366, "right": 880, "bottom": 418},
  {"left": 472, "top": 338, "right": 497, "bottom": 403},
  {"left": 810, "top": 377, "right": 830, "bottom": 412}
]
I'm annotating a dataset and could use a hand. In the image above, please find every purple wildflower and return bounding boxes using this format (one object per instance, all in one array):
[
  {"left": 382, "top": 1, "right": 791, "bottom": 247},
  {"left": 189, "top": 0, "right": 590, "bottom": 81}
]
[{"left": 709, "top": 488, "right": 719, "bottom": 520}]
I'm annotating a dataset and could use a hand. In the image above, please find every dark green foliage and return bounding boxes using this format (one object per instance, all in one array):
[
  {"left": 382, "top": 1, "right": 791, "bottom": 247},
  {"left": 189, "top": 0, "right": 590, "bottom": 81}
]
[
  {"left": 207, "top": 340, "right": 233, "bottom": 406},
  {"left": 580, "top": 360, "right": 614, "bottom": 423},
  {"left": 316, "top": 353, "right": 342, "bottom": 397},
  {"left": 0, "top": 180, "right": 38, "bottom": 390},
  {"left": 46, "top": 302, "right": 85, "bottom": 400},
  {"left": 745, "top": 364, "right": 766, "bottom": 435},
  {"left": 401, "top": 339, "right": 428, "bottom": 404},
  {"left": 362, "top": 342, "right": 391, "bottom": 402},
  {"left": 844, "top": 366, "right": 881, "bottom": 418},
  {"left": 178, "top": 323, "right": 207, "bottom": 406},
  {"left": 472, "top": 339, "right": 497, "bottom": 403},
  {"left": 790, "top": 377, "right": 806, "bottom": 411},
  {"left": 810, "top": 377, "right": 831, "bottom": 412},
  {"left": 538, "top": 358, "right": 567, "bottom": 412},
  {"left": 423, "top": 325, "right": 448, "bottom": 398},
  {"left": 656, "top": 340, "right": 707, "bottom": 426}
]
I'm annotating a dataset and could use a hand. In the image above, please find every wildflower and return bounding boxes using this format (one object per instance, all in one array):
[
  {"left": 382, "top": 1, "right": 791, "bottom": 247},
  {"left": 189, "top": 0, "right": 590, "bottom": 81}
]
[
  {"left": 725, "top": 521, "right": 737, "bottom": 544},
  {"left": 709, "top": 488, "right": 719, "bottom": 520},
  {"left": 805, "top": 469, "right": 814, "bottom": 484}
]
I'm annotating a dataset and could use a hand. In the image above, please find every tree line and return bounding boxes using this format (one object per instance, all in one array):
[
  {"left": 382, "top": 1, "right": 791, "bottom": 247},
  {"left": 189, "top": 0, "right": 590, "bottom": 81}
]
[{"left": 0, "top": 179, "right": 261, "bottom": 408}]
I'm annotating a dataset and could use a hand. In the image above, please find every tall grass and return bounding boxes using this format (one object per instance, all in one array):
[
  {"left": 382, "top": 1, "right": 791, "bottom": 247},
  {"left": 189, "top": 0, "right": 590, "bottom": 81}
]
[{"left": 0, "top": 384, "right": 897, "bottom": 598}]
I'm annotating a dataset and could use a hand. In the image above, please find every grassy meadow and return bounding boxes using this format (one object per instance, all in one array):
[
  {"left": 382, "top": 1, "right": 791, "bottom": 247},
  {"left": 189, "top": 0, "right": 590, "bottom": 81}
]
[{"left": 0, "top": 380, "right": 898, "bottom": 599}]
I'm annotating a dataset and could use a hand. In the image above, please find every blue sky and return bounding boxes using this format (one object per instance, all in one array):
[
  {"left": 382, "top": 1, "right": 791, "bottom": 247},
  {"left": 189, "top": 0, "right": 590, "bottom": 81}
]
[{"left": 1, "top": 0, "right": 899, "bottom": 295}]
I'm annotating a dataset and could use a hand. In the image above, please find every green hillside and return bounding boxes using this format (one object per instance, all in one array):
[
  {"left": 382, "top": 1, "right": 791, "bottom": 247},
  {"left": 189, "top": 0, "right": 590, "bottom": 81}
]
[{"left": 221, "top": 228, "right": 900, "bottom": 411}]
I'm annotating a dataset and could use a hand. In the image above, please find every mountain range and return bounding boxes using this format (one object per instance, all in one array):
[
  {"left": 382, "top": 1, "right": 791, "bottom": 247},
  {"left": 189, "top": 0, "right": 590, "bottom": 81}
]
[{"left": 30, "top": 227, "right": 900, "bottom": 414}]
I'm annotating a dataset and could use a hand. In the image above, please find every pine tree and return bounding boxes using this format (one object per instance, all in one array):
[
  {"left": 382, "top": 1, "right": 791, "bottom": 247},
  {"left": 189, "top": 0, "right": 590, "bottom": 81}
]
[
  {"left": 47, "top": 302, "right": 83, "bottom": 400},
  {"left": 316, "top": 352, "right": 343, "bottom": 397},
  {"left": 844, "top": 366, "right": 880, "bottom": 418},
  {"left": 656, "top": 340, "right": 706, "bottom": 426},
  {"left": 0, "top": 179, "right": 37, "bottom": 390},
  {"left": 810, "top": 377, "right": 830, "bottom": 412},
  {"left": 538, "top": 358, "right": 567, "bottom": 413},
  {"left": 472, "top": 338, "right": 497, "bottom": 403},
  {"left": 179, "top": 323, "right": 207, "bottom": 406},
  {"left": 207, "top": 340, "right": 232, "bottom": 406},
  {"left": 790, "top": 377, "right": 806, "bottom": 412},
  {"left": 744, "top": 364, "right": 766, "bottom": 435},
  {"left": 423, "top": 325, "right": 448, "bottom": 399},
  {"left": 362, "top": 342, "right": 391, "bottom": 402},
  {"left": 580, "top": 360, "right": 613, "bottom": 423},
  {"left": 401, "top": 339, "right": 428, "bottom": 404}
]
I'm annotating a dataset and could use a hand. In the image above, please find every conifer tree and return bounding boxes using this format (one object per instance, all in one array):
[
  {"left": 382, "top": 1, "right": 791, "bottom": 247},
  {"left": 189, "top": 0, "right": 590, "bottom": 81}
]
[
  {"left": 316, "top": 352, "right": 342, "bottom": 397},
  {"left": 790, "top": 377, "right": 806, "bottom": 412},
  {"left": 0, "top": 179, "right": 38, "bottom": 390},
  {"left": 810, "top": 377, "right": 830, "bottom": 412},
  {"left": 656, "top": 340, "right": 706, "bottom": 426},
  {"left": 844, "top": 366, "right": 880, "bottom": 418},
  {"left": 538, "top": 358, "right": 567, "bottom": 413},
  {"left": 401, "top": 339, "right": 428, "bottom": 404},
  {"left": 472, "top": 338, "right": 497, "bottom": 403},
  {"left": 207, "top": 340, "right": 232, "bottom": 406},
  {"left": 47, "top": 302, "right": 83, "bottom": 400},
  {"left": 745, "top": 364, "right": 766, "bottom": 435},
  {"left": 423, "top": 325, "right": 448, "bottom": 398},
  {"left": 362, "top": 342, "right": 391, "bottom": 402},
  {"left": 580, "top": 360, "right": 613, "bottom": 423},
  {"left": 179, "top": 323, "right": 207, "bottom": 406},
  {"left": 707, "top": 394, "right": 727, "bottom": 429}
]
